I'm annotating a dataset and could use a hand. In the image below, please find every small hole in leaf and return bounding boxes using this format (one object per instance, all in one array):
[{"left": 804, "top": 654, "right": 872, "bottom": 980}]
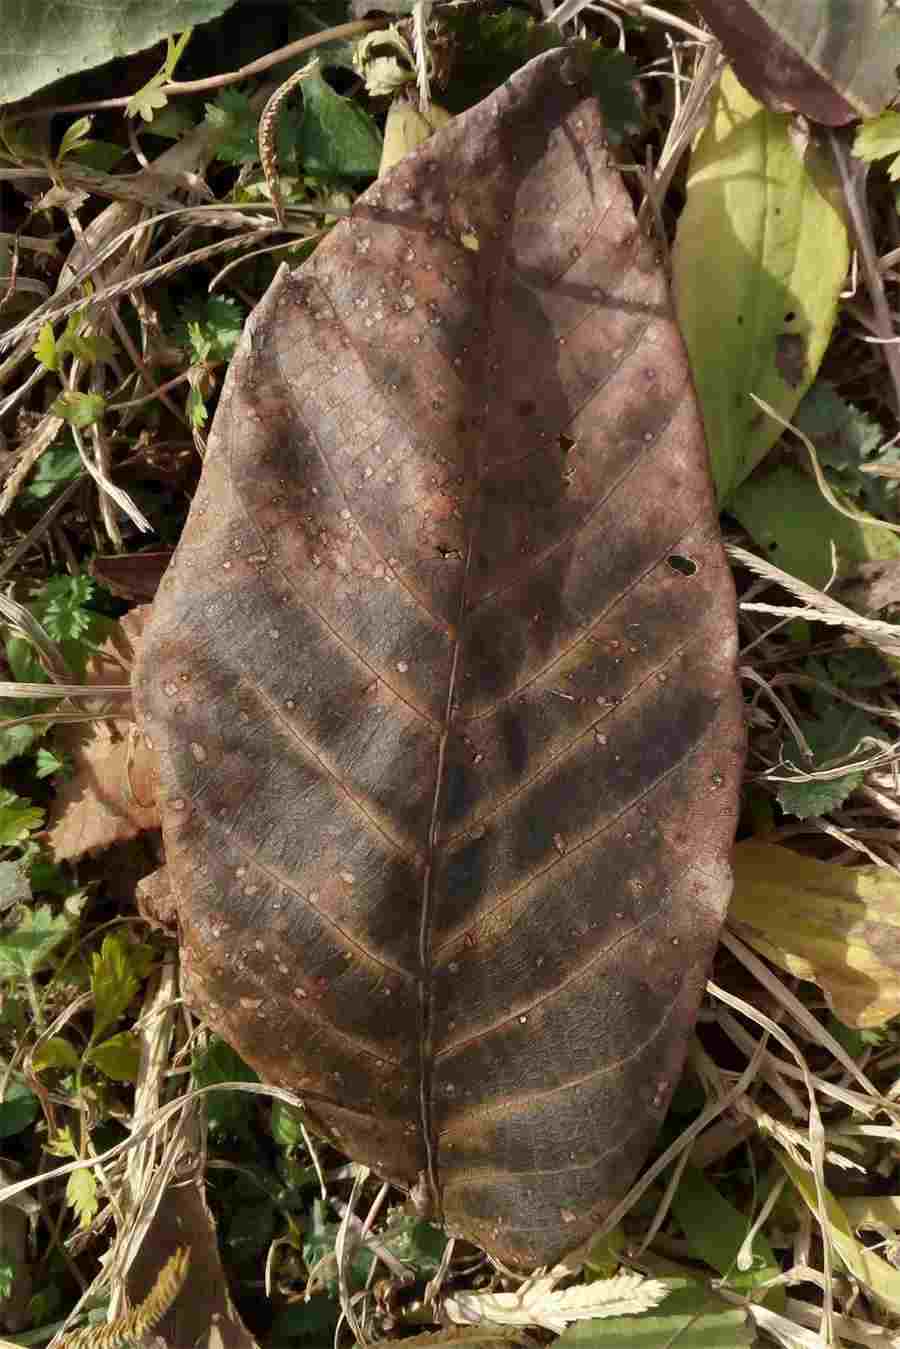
[
  {"left": 784, "top": 310, "right": 796, "bottom": 322},
  {"left": 558, "top": 433, "right": 575, "bottom": 452},
  {"left": 667, "top": 554, "right": 697, "bottom": 577}
]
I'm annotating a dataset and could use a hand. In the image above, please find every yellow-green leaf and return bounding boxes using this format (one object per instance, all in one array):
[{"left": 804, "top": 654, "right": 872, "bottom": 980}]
[
  {"left": 90, "top": 934, "right": 140, "bottom": 1040},
  {"left": 379, "top": 97, "right": 452, "bottom": 176},
  {"left": 729, "top": 839, "right": 900, "bottom": 1028},
  {"left": 50, "top": 391, "right": 105, "bottom": 428},
  {"left": 32, "top": 322, "right": 58, "bottom": 371},
  {"left": 86, "top": 1030, "right": 140, "bottom": 1082},
  {"left": 778, "top": 1153, "right": 900, "bottom": 1314},
  {"left": 56, "top": 115, "right": 93, "bottom": 164},
  {"left": 66, "top": 1166, "right": 98, "bottom": 1229},
  {"left": 33, "top": 1036, "right": 80, "bottom": 1072},
  {"left": 672, "top": 66, "right": 849, "bottom": 503}
]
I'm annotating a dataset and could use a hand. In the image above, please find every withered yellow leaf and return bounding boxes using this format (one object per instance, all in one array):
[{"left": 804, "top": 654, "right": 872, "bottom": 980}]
[{"left": 728, "top": 840, "right": 900, "bottom": 1028}]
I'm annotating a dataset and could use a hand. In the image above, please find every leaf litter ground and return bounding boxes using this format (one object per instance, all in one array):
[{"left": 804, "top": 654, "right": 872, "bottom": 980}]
[{"left": 2, "top": 4, "right": 900, "bottom": 1348}]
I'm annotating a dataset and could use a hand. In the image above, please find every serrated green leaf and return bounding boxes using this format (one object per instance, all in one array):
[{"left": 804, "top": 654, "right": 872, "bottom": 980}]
[
  {"left": 303, "top": 1198, "right": 374, "bottom": 1293},
  {"left": 729, "top": 464, "right": 900, "bottom": 588},
  {"left": 673, "top": 66, "right": 849, "bottom": 502},
  {"left": 33, "top": 1035, "right": 80, "bottom": 1072},
  {"left": 205, "top": 87, "right": 259, "bottom": 165},
  {"left": 25, "top": 439, "right": 83, "bottom": 499},
  {"left": 776, "top": 771, "right": 864, "bottom": 820},
  {"left": 441, "top": 8, "right": 561, "bottom": 113},
  {"left": 35, "top": 573, "right": 96, "bottom": 643},
  {"left": 0, "top": 1081, "right": 38, "bottom": 1139},
  {"left": 90, "top": 934, "right": 142, "bottom": 1039},
  {"left": 298, "top": 65, "right": 382, "bottom": 181},
  {"left": 854, "top": 110, "right": 900, "bottom": 179},
  {"left": 176, "top": 296, "right": 245, "bottom": 362},
  {"left": 0, "top": 791, "right": 45, "bottom": 847},
  {"left": 793, "top": 381, "right": 896, "bottom": 515},
  {"left": 66, "top": 1166, "right": 98, "bottom": 1229},
  {"left": 32, "top": 323, "right": 58, "bottom": 371},
  {"left": 50, "top": 391, "right": 105, "bottom": 428},
  {"left": 0, "top": 4, "right": 234, "bottom": 107},
  {"left": 0, "top": 901, "right": 71, "bottom": 977},
  {"left": 57, "top": 330, "right": 117, "bottom": 367},
  {"left": 0, "top": 708, "right": 41, "bottom": 765},
  {"left": 86, "top": 1030, "right": 141, "bottom": 1082},
  {"left": 555, "top": 1280, "right": 754, "bottom": 1346}
]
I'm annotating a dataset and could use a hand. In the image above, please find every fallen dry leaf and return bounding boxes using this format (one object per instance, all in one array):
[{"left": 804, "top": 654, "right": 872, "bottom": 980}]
[
  {"left": 729, "top": 838, "right": 900, "bottom": 1028},
  {"left": 47, "top": 607, "right": 160, "bottom": 861},
  {"left": 135, "top": 49, "right": 743, "bottom": 1268}
]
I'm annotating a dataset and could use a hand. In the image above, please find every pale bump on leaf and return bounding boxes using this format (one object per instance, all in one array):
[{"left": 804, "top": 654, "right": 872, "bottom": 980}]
[
  {"left": 59, "top": 1246, "right": 190, "bottom": 1349},
  {"left": 729, "top": 839, "right": 900, "bottom": 1028},
  {"left": 672, "top": 66, "right": 849, "bottom": 503},
  {"left": 445, "top": 1270, "right": 670, "bottom": 1334}
]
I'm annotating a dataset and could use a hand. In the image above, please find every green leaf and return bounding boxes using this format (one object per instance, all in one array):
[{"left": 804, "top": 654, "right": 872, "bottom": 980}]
[
  {"left": 32, "top": 323, "right": 58, "bottom": 371},
  {"left": 0, "top": 790, "right": 45, "bottom": 846},
  {"left": 56, "top": 115, "right": 93, "bottom": 164},
  {"left": 0, "top": 707, "right": 41, "bottom": 765},
  {"left": 0, "top": 859, "right": 30, "bottom": 909},
  {"left": 192, "top": 1036, "right": 259, "bottom": 1135},
  {"left": 0, "top": 4, "right": 235, "bottom": 107},
  {"left": 303, "top": 1197, "right": 374, "bottom": 1293},
  {"left": 87, "top": 1030, "right": 141, "bottom": 1082},
  {"left": 0, "top": 1081, "right": 38, "bottom": 1139},
  {"left": 271, "top": 1099, "right": 308, "bottom": 1149},
  {"left": 298, "top": 65, "right": 382, "bottom": 182},
  {"left": 670, "top": 1166, "right": 781, "bottom": 1301},
  {"left": 91, "top": 934, "right": 145, "bottom": 1039},
  {"left": 775, "top": 704, "right": 880, "bottom": 820},
  {"left": 854, "top": 110, "right": 900, "bottom": 179},
  {"left": 35, "top": 747, "right": 71, "bottom": 779},
  {"left": 66, "top": 1166, "right": 98, "bottom": 1229},
  {"left": 382, "top": 1216, "right": 449, "bottom": 1276},
  {"left": 187, "top": 386, "right": 208, "bottom": 429},
  {"left": 50, "top": 391, "right": 105, "bottom": 428},
  {"left": 588, "top": 48, "right": 642, "bottom": 145},
  {"left": 68, "top": 139, "right": 127, "bottom": 173},
  {"left": 555, "top": 1279, "right": 754, "bottom": 1346},
  {"left": 205, "top": 88, "right": 259, "bottom": 166},
  {"left": 57, "top": 330, "right": 117, "bottom": 367},
  {"left": 176, "top": 295, "right": 245, "bottom": 361},
  {"left": 25, "top": 439, "right": 83, "bottom": 499},
  {"left": 793, "top": 381, "right": 895, "bottom": 515},
  {"left": 33, "top": 1035, "right": 80, "bottom": 1072},
  {"left": 672, "top": 66, "right": 849, "bottom": 502},
  {"left": 35, "top": 573, "right": 96, "bottom": 642},
  {"left": 126, "top": 29, "right": 193, "bottom": 122},
  {"left": 441, "top": 7, "right": 561, "bottom": 113},
  {"left": 729, "top": 464, "right": 900, "bottom": 588},
  {"left": 0, "top": 901, "right": 72, "bottom": 977}
]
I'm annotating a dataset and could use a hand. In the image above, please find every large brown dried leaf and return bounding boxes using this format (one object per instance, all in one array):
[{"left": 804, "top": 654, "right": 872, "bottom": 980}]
[{"left": 134, "top": 49, "right": 743, "bottom": 1269}]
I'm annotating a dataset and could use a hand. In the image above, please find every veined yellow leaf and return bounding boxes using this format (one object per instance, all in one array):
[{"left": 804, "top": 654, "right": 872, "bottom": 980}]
[{"left": 728, "top": 840, "right": 900, "bottom": 1028}]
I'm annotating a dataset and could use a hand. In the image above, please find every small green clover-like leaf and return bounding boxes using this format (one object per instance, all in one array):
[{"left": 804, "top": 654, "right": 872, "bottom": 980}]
[
  {"left": 66, "top": 1166, "right": 98, "bottom": 1229},
  {"left": 87, "top": 1030, "right": 141, "bottom": 1082},
  {"left": 0, "top": 900, "right": 72, "bottom": 977},
  {"left": 90, "top": 934, "right": 144, "bottom": 1040},
  {"left": 33, "top": 322, "right": 58, "bottom": 371},
  {"left": 0, "top": 790, "right": 45, "bottom": 847},
  {"left": 776, "top": 706, "right": 880, "bottom": 821},
  {"left": 776, "top": 771, "right": 865, "bottom": 821},
  {"left": 25, "top": 439, "right": 82, "bottom": 499},
  {"left": 50, "top": 391, "right": 106, "bottom": 428},
  {"left": 33, "top": 1035, "right": 80, "bottom": 1072},
  {"left": 854, "top": 110, "right": 900, "bottom": 180}
]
